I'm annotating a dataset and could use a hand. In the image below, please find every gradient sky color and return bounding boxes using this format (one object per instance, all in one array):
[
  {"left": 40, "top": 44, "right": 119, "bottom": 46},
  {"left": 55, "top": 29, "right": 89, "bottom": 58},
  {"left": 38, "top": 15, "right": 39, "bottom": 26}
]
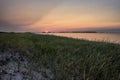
[{"left": 0, "top": 0, "right": 120, "bottom": 32}]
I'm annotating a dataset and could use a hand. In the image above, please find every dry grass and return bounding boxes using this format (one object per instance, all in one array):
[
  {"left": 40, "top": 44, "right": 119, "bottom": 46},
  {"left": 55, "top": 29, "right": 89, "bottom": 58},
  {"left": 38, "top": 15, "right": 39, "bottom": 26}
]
[{"left": 0, "top": 32, "right": 120, "bottom": 80}]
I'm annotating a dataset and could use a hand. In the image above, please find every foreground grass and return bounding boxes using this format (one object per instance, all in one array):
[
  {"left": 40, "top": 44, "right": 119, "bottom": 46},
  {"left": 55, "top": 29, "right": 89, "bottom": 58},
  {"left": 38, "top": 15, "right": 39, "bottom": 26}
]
[{"left": 0, "top": 32, "right": 120, "bottom": 80}]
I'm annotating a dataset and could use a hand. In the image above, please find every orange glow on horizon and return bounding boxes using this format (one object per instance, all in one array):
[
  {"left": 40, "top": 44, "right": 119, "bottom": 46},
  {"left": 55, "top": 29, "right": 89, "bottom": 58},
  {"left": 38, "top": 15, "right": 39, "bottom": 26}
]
[
  {"left": 44, "top": 30, "right": 49, "bottom": 33},
  {"left": 1, "top": 0, "right": 120, "bottom": 32},
  {"left": 29, "top": 12, "right": 120, "bottom": 32}
]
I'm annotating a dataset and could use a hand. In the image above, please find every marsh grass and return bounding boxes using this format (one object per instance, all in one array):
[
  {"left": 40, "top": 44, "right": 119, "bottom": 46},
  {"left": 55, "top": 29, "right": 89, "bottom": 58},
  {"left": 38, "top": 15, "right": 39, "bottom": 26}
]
[{"left": 0, "top": 32, "right": 120, "bottom": 80}]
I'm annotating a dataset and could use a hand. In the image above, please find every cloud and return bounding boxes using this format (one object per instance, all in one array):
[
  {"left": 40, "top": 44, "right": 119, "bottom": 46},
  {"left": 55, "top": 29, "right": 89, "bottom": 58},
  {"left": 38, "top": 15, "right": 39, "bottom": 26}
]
[
  {"left": 0, "top": 20, "right": 25, "bottom": 32},
  {"left": 0, "top": 0, "right": 63, "bottom": 31},
  {"left": 0, "top": 0, "right": 120, "bottom": 32}
]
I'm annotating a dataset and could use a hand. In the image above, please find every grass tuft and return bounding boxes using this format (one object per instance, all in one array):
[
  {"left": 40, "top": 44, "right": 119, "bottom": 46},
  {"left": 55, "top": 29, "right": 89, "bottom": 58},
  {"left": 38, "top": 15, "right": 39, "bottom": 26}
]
[{"left": 0, "top": 32, "right": 120, "bottom": 80}]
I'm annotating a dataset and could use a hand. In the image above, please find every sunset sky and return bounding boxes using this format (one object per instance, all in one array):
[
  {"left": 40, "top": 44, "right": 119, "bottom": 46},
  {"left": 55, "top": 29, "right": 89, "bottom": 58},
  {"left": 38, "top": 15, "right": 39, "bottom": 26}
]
[{"left": 0, "top": 0, "right": 120, "bottom": 32}]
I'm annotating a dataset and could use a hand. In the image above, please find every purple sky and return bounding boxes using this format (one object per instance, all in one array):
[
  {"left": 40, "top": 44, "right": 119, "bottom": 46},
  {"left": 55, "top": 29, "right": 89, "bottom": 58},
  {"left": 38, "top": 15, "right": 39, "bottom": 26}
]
[{"left": 0, "top": 0, "right": 120, "bottom": 32}]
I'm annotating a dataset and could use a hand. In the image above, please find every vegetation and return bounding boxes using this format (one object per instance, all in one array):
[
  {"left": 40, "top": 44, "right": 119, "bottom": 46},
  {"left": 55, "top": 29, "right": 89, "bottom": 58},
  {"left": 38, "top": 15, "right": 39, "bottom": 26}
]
[{"left": 0, "top": 32, "right": 120, "bottom": 80}]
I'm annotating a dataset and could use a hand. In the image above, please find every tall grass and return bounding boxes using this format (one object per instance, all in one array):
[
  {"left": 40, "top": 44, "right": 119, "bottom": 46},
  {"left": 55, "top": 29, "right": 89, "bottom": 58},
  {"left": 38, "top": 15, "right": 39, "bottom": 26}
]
[{"left": 0, "top": 32, "right": 120, "bottom": 80}]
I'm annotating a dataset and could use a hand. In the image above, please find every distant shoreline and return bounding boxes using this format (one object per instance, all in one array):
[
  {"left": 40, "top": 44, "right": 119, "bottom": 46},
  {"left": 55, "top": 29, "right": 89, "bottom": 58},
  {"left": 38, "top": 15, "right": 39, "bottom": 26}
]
[{"left": 0, "top": 31, "right": 120, "bottom": 34}]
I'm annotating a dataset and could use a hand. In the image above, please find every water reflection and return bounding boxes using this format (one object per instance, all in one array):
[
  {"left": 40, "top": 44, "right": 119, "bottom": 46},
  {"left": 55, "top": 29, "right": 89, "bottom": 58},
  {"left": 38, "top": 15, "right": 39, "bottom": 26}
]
[{"left": 41, "top": 33, "right": 120, "bottom": 44}]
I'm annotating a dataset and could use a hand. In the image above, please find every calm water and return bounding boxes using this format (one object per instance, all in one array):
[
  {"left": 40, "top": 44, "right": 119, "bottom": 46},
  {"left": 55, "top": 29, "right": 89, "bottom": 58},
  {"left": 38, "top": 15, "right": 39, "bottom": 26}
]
[{"left": 41, "top": 33, "right": 120, "bottom": 44}]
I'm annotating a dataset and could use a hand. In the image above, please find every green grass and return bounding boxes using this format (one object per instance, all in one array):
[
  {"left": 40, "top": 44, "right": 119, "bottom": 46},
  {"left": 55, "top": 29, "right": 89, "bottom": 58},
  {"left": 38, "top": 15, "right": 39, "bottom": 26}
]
[{"left": 0, "top": 32, "right": 120, "bottom": 80}]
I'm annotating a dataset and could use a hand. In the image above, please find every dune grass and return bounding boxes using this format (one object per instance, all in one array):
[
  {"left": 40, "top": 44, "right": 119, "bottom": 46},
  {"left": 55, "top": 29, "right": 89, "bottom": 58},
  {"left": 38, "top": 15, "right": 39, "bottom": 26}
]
[{"left": 0, "top": 32, "right": 120, "bottom": 80}]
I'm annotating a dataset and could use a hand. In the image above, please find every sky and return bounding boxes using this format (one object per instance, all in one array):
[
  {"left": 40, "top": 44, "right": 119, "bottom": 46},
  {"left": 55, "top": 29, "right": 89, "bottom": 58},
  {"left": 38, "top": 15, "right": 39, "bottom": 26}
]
[{"left": 0, "top": 0, "right": 120, "bottom": 32}]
